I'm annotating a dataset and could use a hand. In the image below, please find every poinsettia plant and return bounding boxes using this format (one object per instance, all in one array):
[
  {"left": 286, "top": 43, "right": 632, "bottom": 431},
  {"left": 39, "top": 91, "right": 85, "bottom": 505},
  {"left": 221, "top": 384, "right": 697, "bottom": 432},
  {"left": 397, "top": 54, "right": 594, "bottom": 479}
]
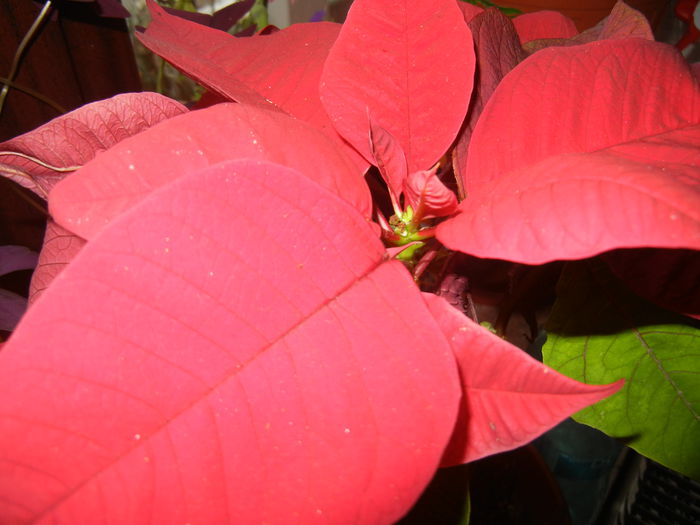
[{"left": 0, "top": 0, "right": 698, "bottom": 522}]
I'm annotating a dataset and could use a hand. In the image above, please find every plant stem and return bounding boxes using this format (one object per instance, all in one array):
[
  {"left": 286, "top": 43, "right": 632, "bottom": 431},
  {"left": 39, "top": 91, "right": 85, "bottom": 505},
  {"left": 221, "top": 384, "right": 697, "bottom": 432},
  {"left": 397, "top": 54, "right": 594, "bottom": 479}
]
[
  {"left": 0, "top": 76, "right": 66, "bottom": 114},
  {"left": 0, "top": 0, "right": 54, "bottom": 117}
]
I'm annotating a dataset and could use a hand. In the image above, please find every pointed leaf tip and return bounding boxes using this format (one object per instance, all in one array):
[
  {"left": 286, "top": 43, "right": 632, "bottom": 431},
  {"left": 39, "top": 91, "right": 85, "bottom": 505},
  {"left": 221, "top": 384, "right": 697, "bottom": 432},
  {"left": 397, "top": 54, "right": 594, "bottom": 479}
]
[
  {"left": 423, "top": 293, "right": 623, "bottom": 465},
  {"left": 321, "top": 0, "right": 475, "bottom": 173},
  {"left": 369, "top": 117, "right": 407, "bottom": 204}
]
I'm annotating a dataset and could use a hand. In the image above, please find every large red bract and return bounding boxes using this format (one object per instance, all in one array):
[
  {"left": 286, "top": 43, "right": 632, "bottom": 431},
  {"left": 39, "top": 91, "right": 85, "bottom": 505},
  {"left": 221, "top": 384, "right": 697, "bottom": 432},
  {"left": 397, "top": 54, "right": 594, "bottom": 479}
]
[
  {"left": 0, "top": 161, "right": 461, "bottom": 523},
  {"left": 2, "top": 0, "right": 692, "bottom": 521}
]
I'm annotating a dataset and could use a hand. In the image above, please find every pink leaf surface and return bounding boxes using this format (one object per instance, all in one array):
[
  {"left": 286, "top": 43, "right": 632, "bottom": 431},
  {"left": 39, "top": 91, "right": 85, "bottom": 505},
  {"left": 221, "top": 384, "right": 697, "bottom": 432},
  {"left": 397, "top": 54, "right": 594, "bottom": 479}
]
[
  {"left": 50, "top": 103, "right": 372, "bottom": 241},
  {"left": 138, "top": 1, "right": 367, "bottom": 171},
  {"left": 512, "top": 11, "right": 578, "bottom": 43},
  {"left": 320, "top": 0, "right": 475, "bottom": 173},
  {"left": 423, "top": 293, "right": 623, "bottom": 465},
  {"left": 439, "top": 125, "right": 700, "bottom": 263},
  {"left": 0, "top": 93, "right": 187, "bottom": 199},
  {"left": 460, "top": 39, "right": 700, "bottom": 195},
  {"left": 452, "top": 9, "right": 527, "bottom": 197},
  {"left": 0, "top": 160, "right": 461, "bottom": 524},
  {"left": 28, "top": 221, "right": 87, "bottom": 305}
]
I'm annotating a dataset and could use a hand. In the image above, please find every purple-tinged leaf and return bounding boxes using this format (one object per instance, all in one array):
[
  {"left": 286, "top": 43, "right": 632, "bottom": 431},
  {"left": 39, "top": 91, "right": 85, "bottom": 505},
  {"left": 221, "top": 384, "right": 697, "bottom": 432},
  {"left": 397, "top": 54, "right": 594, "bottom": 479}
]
[
  {"left": 0, "top": 289, "right": 28, "bottom": 332},
  {"left": 50, "top": 103, "right": 372, "bottom": 241},
  {"left": 423, "top": 293, "right": 622, "bottom": 465},
  {"left": 439, "top": 126, "right": 700, "bottom": 263},
  {"left": 320, "top": 0, "right": 475, "bottom": 173},
  {"left": 161, "top": 5, "right": 212, "bottom": 26},
  {"left": 603, "top": 249, "right": 700, "bottom": 320},
  {"left": 0, "top": 93, "right": 187, "bottom": 199},
  {"left": 162, "top": 0, "right": 256, "bottom": 32},
  {"left": 452, "top": 9, "right": 527, "bottom": 197},
  {"left": 0, "top": 245, "right": 38, "bottom": 276},
  {"left": 574, "top": 0, "right": 654, "bottom": 43},
  {"left": 521, "top": 2, "right": 654, "bottom": 55},
  {"left": 211, "top": 0, "right": 256, "bottom": 31},
  {"left": 369, "top": 118, "right": 408, "bottom": 204},
  {"left": 0, "top": 160, "right": 461, "bottom": 523}
]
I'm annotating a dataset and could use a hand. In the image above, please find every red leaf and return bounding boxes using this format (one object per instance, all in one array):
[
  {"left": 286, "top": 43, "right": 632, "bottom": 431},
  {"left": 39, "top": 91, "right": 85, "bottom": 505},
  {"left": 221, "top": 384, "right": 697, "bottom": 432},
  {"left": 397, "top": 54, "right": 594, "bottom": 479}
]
[
  {"left": 423, "top": 293, "right": 623, "bottom": 465},
  {"left": 28, "top": 221, "right": 86, "bottom": 305},
  {"left": 0, "top": 93, "right": 187, "bottom": 199},
  {"left": 137, "top": 0, "right": 278, "bottom": 109},
  {"left": 460, "top": 39, "right": 700, "bottom": 195},
  {"left": 369, "top": 118, "right": 408, "bottom": 203},
  {"left": 452, "top": 9, "right": 527, "bottom": 197},
  {"left": 512, "top": 10, "right": 578, "bottom": 43},
  {"left": 456, "top": 1, "right": 483, "bottom": 23},
  {"left": 137, "top": 1, "right": 367, "bottom": 171},
  {"left": 0, "top": 160, "right": 461, "bottom": 523},
  {"left": 404, "top": 167, "right": 458, "bottom": 220},
  {"left": 320, "top": 0, "right": 475, "bottom": 173},
  {"left": 574, "top": 0, "right": 654, "bottom": 43},
  {"left": 521, "top": 2, "right": 654, "bottom": 54},
  {"left": 439, "top": 126, "right": 700, "bottom": 263},
  {"left": 50, "top": 103, "right": 372, "bottom": 241},
  {"left": 603, "top": 249, "right": 700, "bottom": 320}
]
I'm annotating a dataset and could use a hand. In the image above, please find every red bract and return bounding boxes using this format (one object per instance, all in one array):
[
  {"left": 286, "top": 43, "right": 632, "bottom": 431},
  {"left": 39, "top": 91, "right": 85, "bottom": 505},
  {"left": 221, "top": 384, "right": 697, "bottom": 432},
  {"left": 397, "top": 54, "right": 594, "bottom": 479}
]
[
  {"left": 0, "top": 161, "right": 461, "bottom": 524},
  {"left": 137, "top": 0, "right": 367, "bottom": 171},
  {"left": 320, "top": 0, "right": 474, "bottom": 174},
  {"left": 0, "top": 92, "right": 186, "bottom": 199},
  {"left": 424, "top": 294, "right": 622, "bottom": 465},
  {"left": 438, "top": 39, "right": 700, "bottom": 263},
  {"left": 50, "top": 103, "right": 372, "bottom": 241},
  {"left": 1, "top": 0, "right": 697, "bottom": 522},
  {"left": 512, "top": 10, "right": 578, "bottom": 43},
  {"left": 0, "top": 92, "right": 187, "bottom": 303}
]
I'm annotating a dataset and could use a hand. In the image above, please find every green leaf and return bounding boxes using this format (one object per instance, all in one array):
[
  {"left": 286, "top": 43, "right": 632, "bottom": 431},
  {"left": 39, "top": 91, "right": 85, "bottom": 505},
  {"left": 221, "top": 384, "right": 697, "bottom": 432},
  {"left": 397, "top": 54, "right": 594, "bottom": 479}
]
[
  {"left": 543, "top": 259, "right": 700, "bottom": 480},
  {"left": 458, "top": 0, "right": 521, "bottom": 17}
]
